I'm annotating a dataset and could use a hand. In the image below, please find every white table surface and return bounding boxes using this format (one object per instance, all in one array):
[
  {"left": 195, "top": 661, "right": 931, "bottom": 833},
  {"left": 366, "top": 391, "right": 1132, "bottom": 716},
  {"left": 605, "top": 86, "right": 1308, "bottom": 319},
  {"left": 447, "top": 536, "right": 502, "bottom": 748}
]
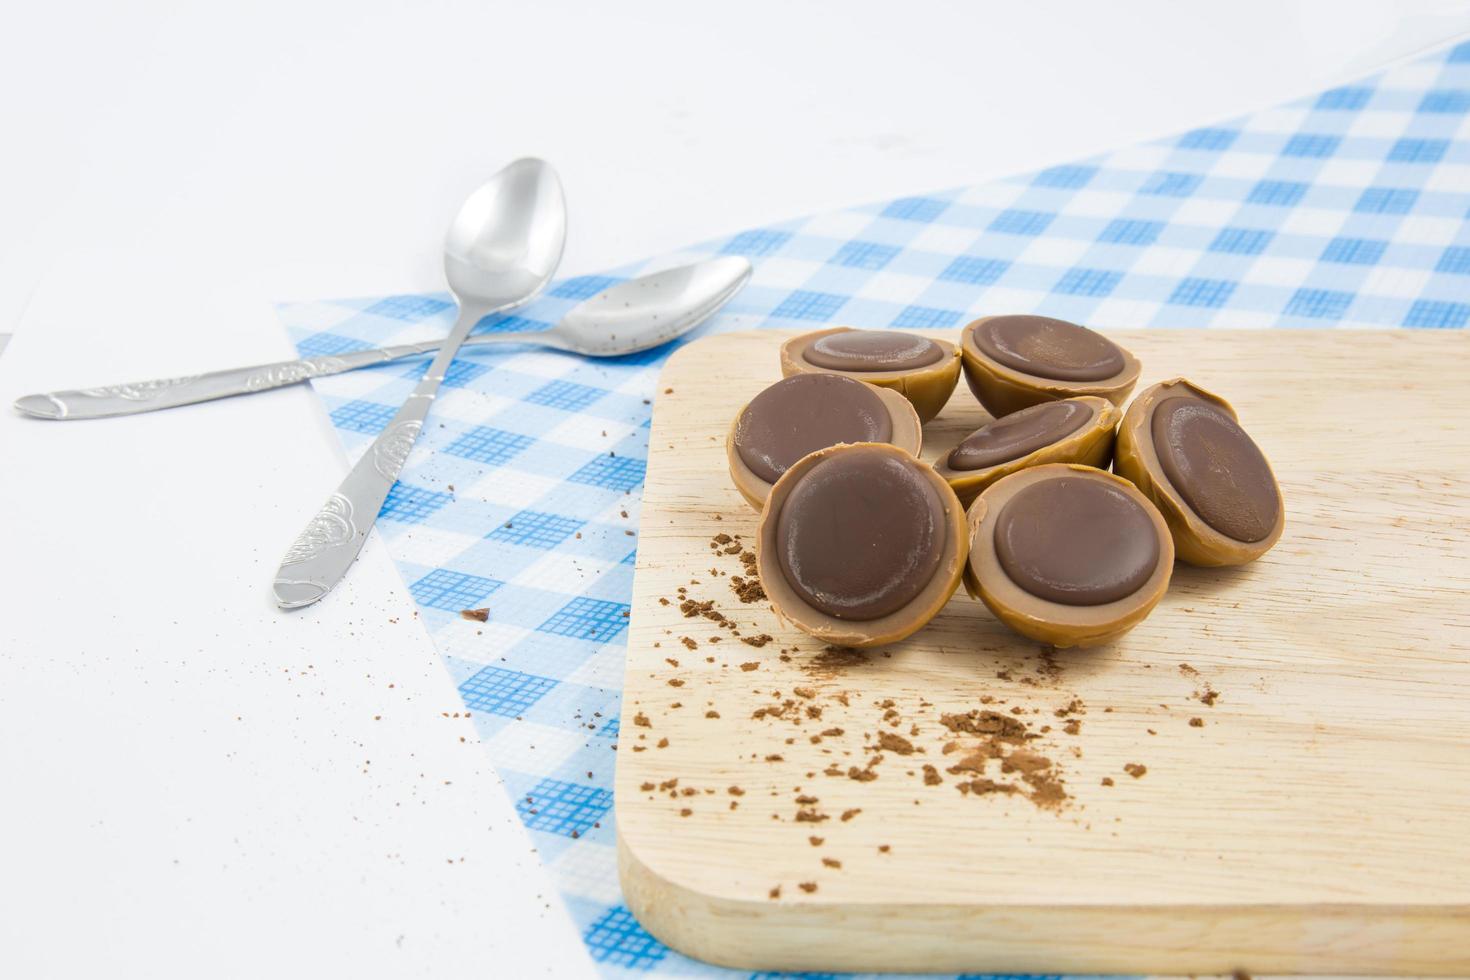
[{"left": 3, "top": 3, "right": 1468, "bottom": 976}]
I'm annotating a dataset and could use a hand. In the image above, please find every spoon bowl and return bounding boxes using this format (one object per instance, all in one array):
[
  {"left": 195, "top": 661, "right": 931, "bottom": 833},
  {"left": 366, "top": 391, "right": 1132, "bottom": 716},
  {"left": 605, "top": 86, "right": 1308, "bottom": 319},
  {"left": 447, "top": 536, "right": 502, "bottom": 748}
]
[
  {"left": 445, "top": 157, "right": 567, "bottom": 308},
  {"left": 488, "top": 256, "right": 752, "bottom": 357}
]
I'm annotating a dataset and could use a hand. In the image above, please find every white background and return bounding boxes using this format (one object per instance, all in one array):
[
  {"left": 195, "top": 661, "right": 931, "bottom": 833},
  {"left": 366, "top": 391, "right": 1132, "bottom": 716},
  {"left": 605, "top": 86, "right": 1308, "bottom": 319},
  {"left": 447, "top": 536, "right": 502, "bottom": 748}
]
[{"left": 3, "top": 2, "right": 1467, "bottom": 977}]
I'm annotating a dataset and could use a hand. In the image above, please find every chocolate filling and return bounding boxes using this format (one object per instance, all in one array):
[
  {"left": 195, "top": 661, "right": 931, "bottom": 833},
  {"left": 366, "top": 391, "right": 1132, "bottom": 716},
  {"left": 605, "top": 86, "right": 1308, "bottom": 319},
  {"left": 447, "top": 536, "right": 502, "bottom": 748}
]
[
  {"left": 971, "top": 315, "right": 1125, "bottom": 382},
  {"left": 1151, "top": 396, "right": 1279, "bottom": 543},
  {"left": 775, "top": 452, "right": 945, "bottom": 620},
  {"left": 947, "top": 400, "right": 1091, "bottom": 471},
  {"left": 735, "top": 375, "right": 892, "bottom": 484},
  {"left": 995, "top": 477, "right": 1159, "bottom": 606},
  {"left": 804, "top": 330, "right": 945, "bottom": 371}
]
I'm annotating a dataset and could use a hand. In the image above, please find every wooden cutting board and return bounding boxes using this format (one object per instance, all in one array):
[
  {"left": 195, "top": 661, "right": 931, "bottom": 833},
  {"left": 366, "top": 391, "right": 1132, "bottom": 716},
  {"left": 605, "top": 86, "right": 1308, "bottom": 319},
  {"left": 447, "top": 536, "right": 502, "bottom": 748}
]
[{"left": 614, "top": 329, "right": 1470, "bottom": 975}]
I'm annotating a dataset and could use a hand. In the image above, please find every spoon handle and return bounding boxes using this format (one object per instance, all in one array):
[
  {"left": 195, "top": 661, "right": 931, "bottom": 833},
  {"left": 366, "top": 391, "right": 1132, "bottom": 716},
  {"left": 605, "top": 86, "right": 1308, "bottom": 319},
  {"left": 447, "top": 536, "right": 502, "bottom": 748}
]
[
  {"left": 10, "top": 342, "right": 447, "bottom": 420},
  {"left": 271, "top": 303, "right": 488, "bottom": 609}
]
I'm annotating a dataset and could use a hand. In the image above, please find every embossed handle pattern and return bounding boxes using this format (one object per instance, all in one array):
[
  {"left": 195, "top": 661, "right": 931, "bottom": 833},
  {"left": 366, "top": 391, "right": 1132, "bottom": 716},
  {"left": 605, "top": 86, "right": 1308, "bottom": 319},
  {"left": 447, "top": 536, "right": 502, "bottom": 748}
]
[
  {"left": 13, "top": 343, "right": 445, "bottom": 420},
  {"left": 272, "top": 304, "right": 488, "bottom": 608}
]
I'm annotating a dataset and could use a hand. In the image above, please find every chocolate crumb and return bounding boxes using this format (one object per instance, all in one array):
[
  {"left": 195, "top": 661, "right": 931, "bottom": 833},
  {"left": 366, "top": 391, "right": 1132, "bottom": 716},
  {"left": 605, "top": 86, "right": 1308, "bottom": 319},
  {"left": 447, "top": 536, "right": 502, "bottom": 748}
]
[
  {"left": 633, "top": 712, "right": 651, "bottom": 728},
  {"left": 741, "top": 634, "right": 774, "bottom": 648},
  {"left": 459, "top": 607, "right": 490, "bottom": 622},
  {"left": 798, "top": 882, "right": 817, "bottom": 894},
  {"left": 667, "top": 679, "right": 684, "bottom": 687},
  {"left": 1101, "top": 777, "right": 1114, "bottom": 786},
  {"left": 768, "top": 886, "right": 780, "bottom": 900},
  {"left": 840, "top": 808, "right": 861, "bottom": 821},
  {"left": 705, "top": 710, "right": 720, "bottom": 719},
  {"left": 730, "top": 576, "right": 766, "bottom": 603},
  {"left": 940, "top": 710, "right": 1026, "bottom": 740},
  {"left": 1124, "top": 763, "right": 1147, "bottom": 778},
  {"left": 808, "top": 835, "right": 824, "bottom": 846},
  {"left": 680, "top": 637, "right": 697, "bottom": 650},
  {"left": 1189, "top": 717, "right": 1204, "bottom": 727},
  {"left": 877, "top": 844, "right": 890, "bottom": 853},
  {"left": 877, "top": 732, "right": 915, "bottom": 755},
  {"left": 740, "top": 662, "right": 760, "bottom": 672},
  {"left": 656, "top": 737, "right": 669, "bottom": 748},
  {"left": 922, "top": 764, "right": 942, "bottom": 786},
  {"left": 821, "top": 857, "right": 841, "bottom": 869}
]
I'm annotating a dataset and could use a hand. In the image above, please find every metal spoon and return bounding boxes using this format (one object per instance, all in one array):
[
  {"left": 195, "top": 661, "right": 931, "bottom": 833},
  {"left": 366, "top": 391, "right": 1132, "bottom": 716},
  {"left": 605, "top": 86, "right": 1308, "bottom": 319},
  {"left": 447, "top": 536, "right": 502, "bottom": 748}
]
[
  {"left": 12, "top": 255, "right": 751, "bottom": 420},
  {"left": 272, "top": 158, "right": 567, "bottom": 610}
]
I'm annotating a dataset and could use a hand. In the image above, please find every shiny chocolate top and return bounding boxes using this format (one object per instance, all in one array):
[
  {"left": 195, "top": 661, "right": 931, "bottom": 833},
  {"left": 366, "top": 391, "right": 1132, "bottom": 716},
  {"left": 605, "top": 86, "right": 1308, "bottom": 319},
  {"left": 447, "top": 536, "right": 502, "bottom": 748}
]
[
  {"left": 734, "top": 375, "right": 892, "bottom": 484},
  {"left": 804, "top": 330, "right": 945, "bottom": 372},
  {"left": 775, "top": 451, "right": 945, "bottom": 621},
  {"left": 1151, "top": 396, "right": 1279, "bottom": 543},
  {"left": 995, "top": 476, "right": 1159, "bottom": 606},
  {"left": 971, "top": 315, "right": 1125, "bottom": 382},
  {"left": 947, "top": 400, "right": 1091, "bottom": 471}
]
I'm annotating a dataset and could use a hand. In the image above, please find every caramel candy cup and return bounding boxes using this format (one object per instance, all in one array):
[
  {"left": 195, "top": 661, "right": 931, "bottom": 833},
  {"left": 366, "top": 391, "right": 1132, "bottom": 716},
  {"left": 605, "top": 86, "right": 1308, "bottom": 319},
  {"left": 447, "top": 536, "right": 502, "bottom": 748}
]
[
  {"left": 726, "top": 374, "right": 922, "bottom": 510},
  {"left": 964, "top": 464, "right": 1173, "bottom": 649},
  {"left": 780, "top": 327, "right": 961, "bottom": 423},
  {"left": 933, "top": 396, "right": 1120, "bottom": 507},
  {"left": 959, "top": 314, "right": 1140, "bottom": 418},
  {"left": 1114, "top": 378, "right": 1285, "bottom": 567},
  {"left": 757, "top": 443, "right": 967, "bottom": 648}
]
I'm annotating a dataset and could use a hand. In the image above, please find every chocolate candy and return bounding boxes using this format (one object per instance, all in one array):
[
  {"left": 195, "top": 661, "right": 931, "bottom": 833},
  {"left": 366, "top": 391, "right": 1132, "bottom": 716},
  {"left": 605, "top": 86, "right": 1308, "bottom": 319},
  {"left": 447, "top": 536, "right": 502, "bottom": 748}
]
[
  {"left": 804, "top": 331, "right": 945, "bottom": 371},
  {"left": 727, "top": 374, "right": 921, "bottom": 510},
  {"left": 776, "top": 450, "right": 945, "bottom": 620},
  {"left": 933, "top": 396, "right": 1120, "bottom": 506},
  {"left": 781, "top": 327, "right": 961, "bottom": 422},
  {"left": 1114, "top": 378, "right": 1284, "bottom": 566},
  {"left": 964, "top": 464, "right": 1173, "bottom": 648},
  {"left": 959, "top": 315, "right": 1141, "bottom": 418},
  {"left": 758, "top": 443, "right": 966, "bottom": 647},
  {"left": 994, "top": 478, "right": 1160, "bottom": 605}
]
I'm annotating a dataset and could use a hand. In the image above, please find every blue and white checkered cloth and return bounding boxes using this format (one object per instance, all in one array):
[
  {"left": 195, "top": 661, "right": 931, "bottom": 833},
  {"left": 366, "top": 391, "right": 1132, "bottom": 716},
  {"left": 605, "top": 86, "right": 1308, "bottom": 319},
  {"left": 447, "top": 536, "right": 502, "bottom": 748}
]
[{"left": 278, "top": 39, "right": 1470, "bottom": 979}]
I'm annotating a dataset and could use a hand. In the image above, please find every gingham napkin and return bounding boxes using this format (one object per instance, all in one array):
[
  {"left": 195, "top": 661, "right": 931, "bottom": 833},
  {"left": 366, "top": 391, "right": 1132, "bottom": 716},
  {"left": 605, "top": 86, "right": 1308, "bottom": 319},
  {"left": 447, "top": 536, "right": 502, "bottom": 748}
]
[{"left": 278, "top": 39, "right": 1470, "bottom": 979}]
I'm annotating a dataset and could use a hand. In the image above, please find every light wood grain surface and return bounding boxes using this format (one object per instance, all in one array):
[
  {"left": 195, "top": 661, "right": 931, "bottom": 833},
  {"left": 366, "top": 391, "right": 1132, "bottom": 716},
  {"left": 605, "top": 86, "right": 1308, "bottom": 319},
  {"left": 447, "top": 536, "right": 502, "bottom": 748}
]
[{"left": 615, "top": 329, "right": 1470, "bottom": 974}]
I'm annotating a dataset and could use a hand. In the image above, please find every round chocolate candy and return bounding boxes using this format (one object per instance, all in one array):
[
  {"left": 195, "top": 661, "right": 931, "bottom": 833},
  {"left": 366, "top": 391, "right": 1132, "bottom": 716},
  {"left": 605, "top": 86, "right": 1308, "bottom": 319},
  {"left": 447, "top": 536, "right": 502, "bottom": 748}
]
[
  {"left": 758, "top": 443, "right": 967, "bottom": 647},
  {"left": 1114, "top": 378, "right": 1284, "bottom": 566},
  {"left": 726, "top": 374, "right": 922, "bottom": 510},
  {"left": 959, "top": 314, "right": 1141, "bottom": 418},
  {"left": 994, "top": 477, "right": 1160, "bottom": 606},
  {"left": 776, "top": 449, "right": 945, "bottom": 620},
  {"left": 780, "top": 327, "right": 962, "bottom": 423},
  {"left": 964, "top": 464, "right": 1173, "bottom": 648},
  {"left": 933, "top": 395, "right": 1120, "bottom": 506},
  {"left": 803, "top": 330, "right": 946, "bottom": 371}
]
